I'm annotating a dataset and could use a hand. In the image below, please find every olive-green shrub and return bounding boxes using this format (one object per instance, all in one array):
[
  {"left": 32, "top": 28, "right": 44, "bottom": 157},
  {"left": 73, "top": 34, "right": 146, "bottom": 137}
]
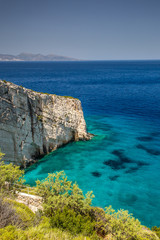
[
  {"left": 50, "top": 206, "right": 97, "bottom": 236},
  {"left": 105, "top": 206, "right": 159, "bottom": 240},
  {"left": 36, "top": 171, "right": 94, "bottom": 216},
  {"left": 0, "top": 152, "right": 25, "bottom": 193},
  {"left": 0, "top": 217, "right": 97, "bottom": 240}
]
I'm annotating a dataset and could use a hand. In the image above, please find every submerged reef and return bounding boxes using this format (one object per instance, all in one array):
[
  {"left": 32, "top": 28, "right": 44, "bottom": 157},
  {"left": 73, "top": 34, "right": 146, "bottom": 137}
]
[
  {"left": 103, "top": 149, "right": 149, "bottom": 173},
  {"left": 136, "top": 144, "right": 160, "bottom": 156}
]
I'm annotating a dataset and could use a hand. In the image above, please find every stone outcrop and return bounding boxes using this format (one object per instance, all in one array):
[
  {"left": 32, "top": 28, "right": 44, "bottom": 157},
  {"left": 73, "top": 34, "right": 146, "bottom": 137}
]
[
  {"left": 0, "top": 80, "right": 91, "bottom": 167},
  {"left": 16, "top": 192, "right": 43, "bottom": 213}
]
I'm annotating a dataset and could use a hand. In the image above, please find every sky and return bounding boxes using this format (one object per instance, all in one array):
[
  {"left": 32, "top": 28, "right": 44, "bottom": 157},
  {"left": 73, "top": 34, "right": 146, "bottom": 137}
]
[{"left": 0, "top": 0, "right": 160, "bottom": 60}]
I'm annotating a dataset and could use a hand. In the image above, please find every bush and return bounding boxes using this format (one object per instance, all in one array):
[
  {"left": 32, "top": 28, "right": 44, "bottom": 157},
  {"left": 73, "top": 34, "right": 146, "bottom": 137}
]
[
  {"left": 90, "top": 207, "right": 108, "bottom": 237},
  {"left": 36, "top": 171, "right": 94, "bottom": 216},
  {"left": 50, "top": 206, "right": 97, "bottom": 236},
  {"left": 0, "top": 198, "right": 21, "bottom": 229},
  {"left": 104, "top": 206, "right": 159, "bottom": 240},
  {"left": 35, "top": 171, "right": 100, "bottom": 238},
  {"left": 104, "top": 206, "right": 142, "bottom": 239},
  {"left": 0, "top": 152, "right": 25, "bottom": 193},
  {"left": 0, "top": 217, "right": 97, "bottom": 240},
  {"left": 35, "top": 171, "right": 160, "bottom": 239}
]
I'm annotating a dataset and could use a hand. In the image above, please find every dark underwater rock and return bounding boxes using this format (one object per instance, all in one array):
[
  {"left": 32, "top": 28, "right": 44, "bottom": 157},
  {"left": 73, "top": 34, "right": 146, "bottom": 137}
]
[
  {"left": 125, "top": 166, "right": 139, "bottom": 174},
  {"left": 118, "top": 193, "right": 138, "bottom": 205},
  {"left": 109, "top": 175, "right": 119, "bottom": 181},
  {"left": 150, "top": 132, "right": 160, "bottom": 137},
  {"left": 112, "top": 149, "right": 132, "bottom": 163},
  {"left": 136, "top": 136, "right": 153, "bottom": 142},
  {"left": 137, "top": 161, "right": 149, "bottom": 167},
  {"left": 103, "top": 159, "right": 125, "bottom": 170},
  {"left": 103, "top": 149, "right": 150, "bottom": 173},
  {"left": 91, "top": 171, "right": 101, "bottom": 177},
  {"left": 136, "top": 144, "right": 160, "bottom": 156}
]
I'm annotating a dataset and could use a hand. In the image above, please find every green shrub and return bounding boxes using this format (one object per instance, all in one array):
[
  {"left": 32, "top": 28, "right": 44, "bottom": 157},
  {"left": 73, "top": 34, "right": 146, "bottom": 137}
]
[
  {"left": 36, "top": 171, "right": 94, "bottom": 216},
  {"left": 89, "top": 207, "right": 108, "bottom": 237},
  {"left": 0, "top": 218, "right": 97, "bottom": 240},
  {"left": 63, "top": 96, "right": 78, "bottom": 100},
  {"left": 35, "top": 172, "right": 99, "bottom": 237},
  {"left": 104, "top": 206, "right": 159, "bottom": 240},
  {"left": 50, "top": 206, "right": 96, "bottom": 236},
  {"left": 105, "top": 205, "right": 141, "bottom": 239},
  {"left": 0, "top": 152, "right": 25, "bottom": 193},
  {"left": 2, "top": 80, "right": 7, "bottom": 83}
]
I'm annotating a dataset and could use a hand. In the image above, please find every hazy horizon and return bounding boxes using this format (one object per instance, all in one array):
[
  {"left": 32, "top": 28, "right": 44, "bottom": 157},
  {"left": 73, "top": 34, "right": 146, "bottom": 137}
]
[
  {"left": 1, "top": 52, "right": 160, "bottom": 61},
  {"left": 0, "top": 0, "right": 160, "bottom": 60}
]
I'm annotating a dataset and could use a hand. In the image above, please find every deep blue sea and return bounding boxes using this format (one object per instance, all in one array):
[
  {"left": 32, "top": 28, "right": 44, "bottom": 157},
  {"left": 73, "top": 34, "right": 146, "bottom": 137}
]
[{"left": 0, "top": 61, "right": 160, "bottom": 227}]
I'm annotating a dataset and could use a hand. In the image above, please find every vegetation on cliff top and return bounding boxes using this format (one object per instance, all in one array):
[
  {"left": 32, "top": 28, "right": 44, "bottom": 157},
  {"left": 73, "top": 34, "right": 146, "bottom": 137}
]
[
  {"left": 1, "top": 80, "right": 78, "bottom": 99},
  {"left": 0, "top": 152, "right": 159, "bottom": 239}
]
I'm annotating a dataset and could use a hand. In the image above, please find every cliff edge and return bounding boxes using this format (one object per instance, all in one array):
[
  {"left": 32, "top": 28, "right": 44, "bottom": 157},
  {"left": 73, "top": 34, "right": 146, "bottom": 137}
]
[{"left": 0, "top": 80, "right": 91, "bottom": 167}]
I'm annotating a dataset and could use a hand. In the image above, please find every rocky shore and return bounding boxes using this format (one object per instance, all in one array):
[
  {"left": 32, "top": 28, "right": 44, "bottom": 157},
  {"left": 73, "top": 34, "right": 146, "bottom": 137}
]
[{"left": 0, "top": 80, "right": 92, "bottom": 167}]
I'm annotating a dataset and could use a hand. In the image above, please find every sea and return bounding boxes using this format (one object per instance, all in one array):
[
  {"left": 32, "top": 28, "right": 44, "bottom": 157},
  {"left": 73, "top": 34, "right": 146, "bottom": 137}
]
[{"left": 0, "top": 60, "right": 160, "bottom": 227}]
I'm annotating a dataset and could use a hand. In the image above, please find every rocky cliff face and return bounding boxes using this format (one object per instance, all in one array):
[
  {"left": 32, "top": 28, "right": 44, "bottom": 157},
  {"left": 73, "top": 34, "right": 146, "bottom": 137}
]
[{"left": 0, "top": 80, "right": 91, "bottom": 167}]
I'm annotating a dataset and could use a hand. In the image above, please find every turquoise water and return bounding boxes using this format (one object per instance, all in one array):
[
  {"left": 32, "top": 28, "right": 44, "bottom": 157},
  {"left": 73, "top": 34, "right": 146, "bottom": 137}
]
[
  {"left": 25, "top": 114, "right": 160, "bottom": 227},
  {"left": 0, "top": 61, "right": 160, "bottom": 227}
]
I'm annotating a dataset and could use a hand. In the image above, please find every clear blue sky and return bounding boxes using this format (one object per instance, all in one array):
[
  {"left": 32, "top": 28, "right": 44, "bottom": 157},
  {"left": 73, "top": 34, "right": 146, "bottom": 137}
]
[{"left": 0, "top": 0, "right": 160, "bottom": 60}]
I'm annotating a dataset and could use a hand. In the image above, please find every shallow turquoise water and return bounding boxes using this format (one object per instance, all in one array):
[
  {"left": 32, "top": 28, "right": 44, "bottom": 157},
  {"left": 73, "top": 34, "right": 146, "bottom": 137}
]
[{"left": 25, "top": 114, "right": 160, "bottom": 227}]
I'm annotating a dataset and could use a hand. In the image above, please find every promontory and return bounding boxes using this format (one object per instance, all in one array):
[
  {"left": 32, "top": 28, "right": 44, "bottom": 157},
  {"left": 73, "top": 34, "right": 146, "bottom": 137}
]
[{"left": 0, "top": 80, "right": 91, "bottom": 167}]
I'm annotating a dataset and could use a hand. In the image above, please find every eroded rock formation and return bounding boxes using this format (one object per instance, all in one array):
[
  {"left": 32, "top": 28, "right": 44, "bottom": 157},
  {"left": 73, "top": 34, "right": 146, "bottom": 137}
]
[{"left": 0, "top": 80, "right": 91, "bottom": 167}]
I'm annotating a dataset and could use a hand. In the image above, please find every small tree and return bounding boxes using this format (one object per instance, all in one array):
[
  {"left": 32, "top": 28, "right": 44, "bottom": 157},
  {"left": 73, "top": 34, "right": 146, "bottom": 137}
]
[
  {"left": 0, "top": 152, "right": 25, "bottom": 192},
  {"left": 36, "top": 171, "right": 94, "bottom": 216},
  {"left": 36, "top": 171, "right": 97, "bottom": 237}
]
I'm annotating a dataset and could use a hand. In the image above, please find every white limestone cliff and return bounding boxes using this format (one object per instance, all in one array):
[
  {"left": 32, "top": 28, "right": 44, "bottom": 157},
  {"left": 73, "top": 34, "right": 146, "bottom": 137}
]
[{"left": 0, "top": 80, "right": 91, "bottom": 167}]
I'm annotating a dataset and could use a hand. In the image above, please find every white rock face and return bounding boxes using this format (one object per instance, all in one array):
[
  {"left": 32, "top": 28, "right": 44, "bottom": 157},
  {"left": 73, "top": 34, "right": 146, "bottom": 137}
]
[{"left": 0, "top": 80, "right": 91, "bottom": 166}]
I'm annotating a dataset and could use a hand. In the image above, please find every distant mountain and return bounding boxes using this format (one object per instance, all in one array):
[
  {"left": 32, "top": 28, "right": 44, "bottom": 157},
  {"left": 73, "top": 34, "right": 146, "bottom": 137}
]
[{"left": 0, "top": 53, "right": 78, "bottom": 61}]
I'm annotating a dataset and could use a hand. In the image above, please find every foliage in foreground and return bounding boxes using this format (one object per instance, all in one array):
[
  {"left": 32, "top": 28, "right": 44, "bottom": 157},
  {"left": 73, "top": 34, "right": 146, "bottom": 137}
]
[
  {"left": 0, "top": 153, "right": 24, "bottom": 193},
  {"left": 6, "top": 199, "right": 36, "bottom": 228},
  {"left": 50, "top": 206, "right": 97, "bottom": 236},
  {"left": 0, "top": 217, "right": 95, "bottom": 240},
  {"left": 0, "top": 152, "right": 159, "bottom": 239},
  {"left": 104, "top": 206, "right": 159, "bottom": 240},
  {"left": 36, "top": 171, "right": 94, "bottom": 216},
  {"left": 35, "top": 171, "right": 159, "bottom": 240},
  {"left": 35, "top": 171, "right": 98, "bottom": 237},
  {"left": 0, "top": 198, "right": 21, "bottom": 229}
]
